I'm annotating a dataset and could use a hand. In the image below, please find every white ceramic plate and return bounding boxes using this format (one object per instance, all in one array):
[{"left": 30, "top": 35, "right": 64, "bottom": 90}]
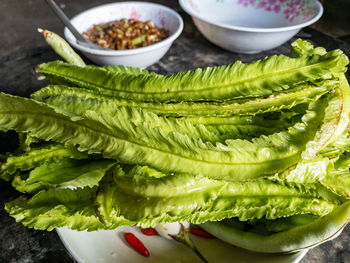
[{"left": 57, "top": 226, "right": 308, "bottom": 263}]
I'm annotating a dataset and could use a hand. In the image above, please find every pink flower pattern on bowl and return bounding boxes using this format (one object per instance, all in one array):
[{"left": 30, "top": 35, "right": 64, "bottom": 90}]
[
  {"left": 156, "top": 10, "right": 166, "bottom": 27},
  {"left": 283, "top": 0, "right": 304, "bottom": 22},
  {"left": 258, "top": 0, "right": 287, "bottom": 13},
  {"left": 189, "top": 0, "right": 201, "bottom": 12},
  {"left": 130, "top": 8, "right": 141, "bottom": 20},
  {"left": 236, "top": 0, "right": 318, "bottom": 22},
  {"left": 237, "top": 0, "right": 255, "bottom": 7},
  {"left": 302, "top": 9, "right": 313, "bottom": 20}
]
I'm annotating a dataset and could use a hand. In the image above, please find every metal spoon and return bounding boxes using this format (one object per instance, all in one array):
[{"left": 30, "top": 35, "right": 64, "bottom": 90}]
[{"left": 45, "top": 0, "right": 110, "bottom": 51}]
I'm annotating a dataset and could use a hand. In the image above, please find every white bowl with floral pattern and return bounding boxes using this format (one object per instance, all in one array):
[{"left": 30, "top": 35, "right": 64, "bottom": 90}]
[
  {"left": 179, "top": 0, "right": 323, "bottom": 54},
  {"left": 64, "top": 2, "right": 183, "bottom": 67}
]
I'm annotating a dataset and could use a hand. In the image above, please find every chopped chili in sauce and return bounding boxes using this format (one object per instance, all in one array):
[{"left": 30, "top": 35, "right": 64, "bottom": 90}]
[{"left": 82, "top": 18, "right": 169, "bottom": 50}]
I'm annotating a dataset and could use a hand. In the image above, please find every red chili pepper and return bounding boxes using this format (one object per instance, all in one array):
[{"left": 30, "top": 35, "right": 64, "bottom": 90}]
[
  {"left": 123, "top": 232, "right": 150, "bottom": 257},
  {"left": 141, "top": 228, "right": 158, "bottom": 236},
  {"left": 190, "top": 227, "right": 214, "bottom": 238}
]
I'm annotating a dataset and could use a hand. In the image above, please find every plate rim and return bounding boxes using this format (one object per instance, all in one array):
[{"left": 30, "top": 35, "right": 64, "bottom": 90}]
[{"left": 56, "top": 227, "right": 309, "bottom": 263}]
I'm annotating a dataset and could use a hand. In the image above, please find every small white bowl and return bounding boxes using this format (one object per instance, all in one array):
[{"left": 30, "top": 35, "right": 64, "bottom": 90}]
[
  {"left": 64, "top": 2, "right": 183, "bottom": 67},
  {"left": 179, "top": 0, "right": 323, "bottom": 54}
]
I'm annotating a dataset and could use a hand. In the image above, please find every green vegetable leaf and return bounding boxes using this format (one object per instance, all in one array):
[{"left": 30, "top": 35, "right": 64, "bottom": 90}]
[
  {"left": 186, "top": 115, "right": 297, "bottom": 140},
  {"left": 37, "top": 49, "right": 348, "bottom": 102},
  {"left": 322, "top": 170, "right": 350, "bottom": 199},
  {"left": 291, "top": 39, "right": 327, "bottom": 58},
  {"left": 0, "top": 143, "right": 88, "bottom": 181},
  {"left": 32, "top": 80, "right": 334, "bottom": 117},
  {"left": 12, "top": 158, "right": 116, "bottom": 194},
  {"left": 96, "top": 165, "right": 337, "bottom": 227},
  {"left": 302, "top": 88, "right": 346, "bottom": 159},
  {"left": 18, "top": 133, "right": 43, "bottom": 152},
  {"left": 263, "top": 214, "right": 318, "bottom": 233},
  {"left": 102, "top": 65, "right": 151, "bottom": 75},
  {"left": 0, "top": 91, "right": 337, "bottom": 181},
  {"left": 4, "top": 187, "right": 126, "bottom": 231},
  {"left": 200, "top": 201, "right": 350, "bottom": 253},
  {"left": 273, "top": 157, "right": 331, "bottom": 184},
  {"left": 273, "top": 154, "right": 350, "bottom": 199}
]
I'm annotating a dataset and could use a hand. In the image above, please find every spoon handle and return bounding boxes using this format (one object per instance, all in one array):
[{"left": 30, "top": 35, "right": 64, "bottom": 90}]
[{"left": 45, "top": 0, "right": 86, "bottom": 43}]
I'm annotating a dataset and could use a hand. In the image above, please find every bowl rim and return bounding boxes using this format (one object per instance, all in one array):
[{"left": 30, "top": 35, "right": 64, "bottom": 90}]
[
  {"left": 64, "top": 1, "right": 184, "bottom": 56},
  {"left": 178, "top": 0, "right": 323, "bottom": 33}
]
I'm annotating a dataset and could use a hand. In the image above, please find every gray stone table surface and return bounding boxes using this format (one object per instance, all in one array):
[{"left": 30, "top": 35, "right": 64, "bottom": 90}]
[{"left": 0, "top": 1, "right": 349, "bottom": 262}]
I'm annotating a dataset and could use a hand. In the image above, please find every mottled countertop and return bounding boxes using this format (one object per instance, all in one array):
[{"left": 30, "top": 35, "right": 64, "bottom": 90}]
[{"left": 0, "top": 1, "right": 350, "bottom": 262}]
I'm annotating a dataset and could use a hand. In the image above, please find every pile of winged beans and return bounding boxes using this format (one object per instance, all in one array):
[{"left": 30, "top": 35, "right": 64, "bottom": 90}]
[{"left": 0, "top": 38, "right": 350, "bottom": 253}]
